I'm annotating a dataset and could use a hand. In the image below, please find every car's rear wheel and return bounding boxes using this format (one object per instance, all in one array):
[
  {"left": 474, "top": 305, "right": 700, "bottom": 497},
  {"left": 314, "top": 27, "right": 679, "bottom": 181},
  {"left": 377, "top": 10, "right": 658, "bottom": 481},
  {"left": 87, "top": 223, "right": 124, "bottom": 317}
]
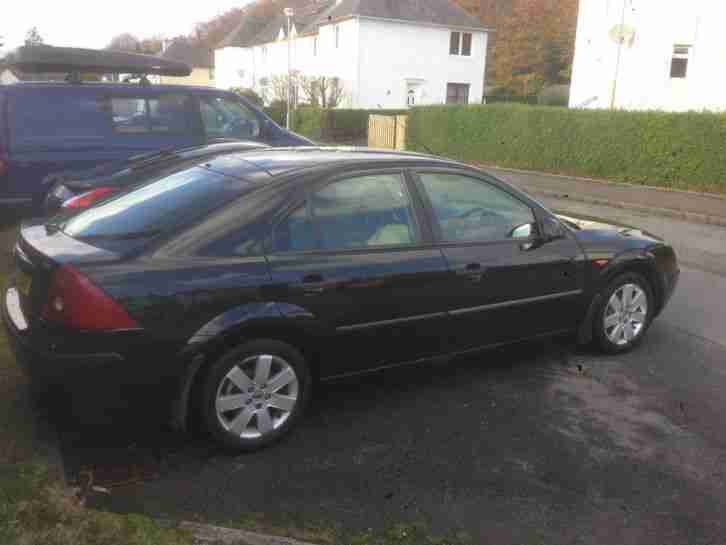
[
  {"left": 594, "top": 272, "right": 654, "bottom": 354},
  {"left": 201, "top": 339, "right": 312, "bottom": 451}
]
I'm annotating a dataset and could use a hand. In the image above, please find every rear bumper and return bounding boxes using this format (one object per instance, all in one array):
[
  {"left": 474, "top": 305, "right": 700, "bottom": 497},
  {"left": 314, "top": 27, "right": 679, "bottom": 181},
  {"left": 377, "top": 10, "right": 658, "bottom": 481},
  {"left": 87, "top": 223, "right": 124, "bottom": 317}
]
[{"left": 2, "top": 288, "right": 124, "bottom": 385}]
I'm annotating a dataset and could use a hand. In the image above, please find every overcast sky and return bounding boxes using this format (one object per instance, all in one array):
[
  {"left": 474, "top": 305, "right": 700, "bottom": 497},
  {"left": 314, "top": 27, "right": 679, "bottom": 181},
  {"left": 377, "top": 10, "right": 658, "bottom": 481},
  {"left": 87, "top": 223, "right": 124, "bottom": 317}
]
[{"left": 0, "top": 0, "right": 251, "bottom": 53}]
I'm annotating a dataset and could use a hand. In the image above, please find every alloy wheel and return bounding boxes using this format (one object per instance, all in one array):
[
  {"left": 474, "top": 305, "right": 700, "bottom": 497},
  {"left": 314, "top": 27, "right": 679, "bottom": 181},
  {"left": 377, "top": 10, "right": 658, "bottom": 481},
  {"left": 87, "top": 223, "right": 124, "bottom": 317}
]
[
  {"left": 215, "top": 354, "right": 299, "bottom": 439},
  {"left": 603, "top": 283, "right": 648, "bottom": 347}
]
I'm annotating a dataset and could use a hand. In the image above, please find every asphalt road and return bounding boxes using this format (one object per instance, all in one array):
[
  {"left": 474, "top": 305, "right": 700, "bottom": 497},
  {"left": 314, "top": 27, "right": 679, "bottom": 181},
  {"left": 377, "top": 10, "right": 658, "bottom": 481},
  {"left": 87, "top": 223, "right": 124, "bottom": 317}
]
[{"left": 38, "top": 200, "right": 726, "bottom": 545}]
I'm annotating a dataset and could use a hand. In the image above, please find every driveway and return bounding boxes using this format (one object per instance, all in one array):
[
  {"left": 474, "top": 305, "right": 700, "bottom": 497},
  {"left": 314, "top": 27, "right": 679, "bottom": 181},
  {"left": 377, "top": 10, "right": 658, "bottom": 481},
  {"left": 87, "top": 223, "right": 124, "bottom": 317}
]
[{"left": 35, "top": 199, "right": 726, "bottom": 545}]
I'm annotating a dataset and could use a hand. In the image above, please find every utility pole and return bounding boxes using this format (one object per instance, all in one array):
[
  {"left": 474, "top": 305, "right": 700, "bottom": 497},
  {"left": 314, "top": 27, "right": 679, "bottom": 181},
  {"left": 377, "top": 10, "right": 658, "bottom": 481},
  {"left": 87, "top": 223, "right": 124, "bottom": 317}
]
[
  {"left": 284, "top": 8, "right": 294, "bottom": 129},
  {"left": 611, "top": 0, "right": 627, "bottom": 109}
]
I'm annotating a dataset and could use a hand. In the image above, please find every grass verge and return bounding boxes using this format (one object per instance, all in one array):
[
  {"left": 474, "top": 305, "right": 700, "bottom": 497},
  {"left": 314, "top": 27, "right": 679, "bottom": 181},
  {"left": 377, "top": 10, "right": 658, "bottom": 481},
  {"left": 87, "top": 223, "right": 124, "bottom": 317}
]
[{"left": 0, "top": 223, "right": 203, "bottom": 545}]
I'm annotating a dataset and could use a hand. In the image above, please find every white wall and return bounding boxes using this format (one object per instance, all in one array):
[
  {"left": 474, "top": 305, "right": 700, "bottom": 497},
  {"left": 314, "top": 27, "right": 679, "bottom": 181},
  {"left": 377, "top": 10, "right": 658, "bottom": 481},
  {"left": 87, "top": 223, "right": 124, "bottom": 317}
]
[
  {"left": 570, "top": 0, "right": 726, "bottom": 112},
  {"left": 356, "top": 18, "right": 487, "bottom": 109},
  {"left": 215, "top": 16, "right": 487, "bottom": 110}
]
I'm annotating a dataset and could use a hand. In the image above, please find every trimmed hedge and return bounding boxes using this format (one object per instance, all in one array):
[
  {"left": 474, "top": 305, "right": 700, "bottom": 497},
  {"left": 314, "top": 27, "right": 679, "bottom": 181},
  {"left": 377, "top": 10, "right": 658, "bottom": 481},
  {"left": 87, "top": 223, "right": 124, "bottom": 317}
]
[
  {"left": 265, "top": 107, "right": 407, "bottom": 142},
  {"left": 406, "top": 104, "right": 726, "bottom": 192}
]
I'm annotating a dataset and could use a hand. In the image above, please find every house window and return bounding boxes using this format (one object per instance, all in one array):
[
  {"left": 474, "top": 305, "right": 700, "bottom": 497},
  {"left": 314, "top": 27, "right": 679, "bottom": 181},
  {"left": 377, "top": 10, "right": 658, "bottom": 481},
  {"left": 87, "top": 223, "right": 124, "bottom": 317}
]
[
  {"left": 335, "top": 25, "right": 340, "bottom": 48},
  {"left": 446, "top": 83, "right": 470, "bottom": 104},
  {"left": 313, "top": 36, "right": 318, "bottom": 56},
  {"left": 450, "top": 32, "right": 472, "bottom": 56},
  {"left": 670, "top": 45, "right": 691, "bottom": 79},
  {"left": 450, "top": 32, "right": 460, "bottom": 55},
  {"left": 462, "top": 33, "right": 472, "bottom": 56}
]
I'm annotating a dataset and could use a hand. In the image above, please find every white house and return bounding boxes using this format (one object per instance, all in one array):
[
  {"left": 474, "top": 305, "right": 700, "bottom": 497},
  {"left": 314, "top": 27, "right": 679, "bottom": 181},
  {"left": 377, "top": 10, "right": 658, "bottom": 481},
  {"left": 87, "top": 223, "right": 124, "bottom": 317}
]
[
  {"left": 569, "top": 0, "right": 726, "bottom": 112},
  {"left": 215, "top": 0, "right": 491, "bottom": 109}
]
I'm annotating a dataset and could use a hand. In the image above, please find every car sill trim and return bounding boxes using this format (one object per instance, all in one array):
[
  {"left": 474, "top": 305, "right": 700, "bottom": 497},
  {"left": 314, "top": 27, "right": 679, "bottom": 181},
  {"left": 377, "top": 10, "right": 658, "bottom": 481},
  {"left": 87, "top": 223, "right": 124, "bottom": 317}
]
[
  {"left": 337, "top": 311, "right": 447, "bottom": 332},
  {"left": 449, "top": 289, "right": 584, "bottom": 316}
]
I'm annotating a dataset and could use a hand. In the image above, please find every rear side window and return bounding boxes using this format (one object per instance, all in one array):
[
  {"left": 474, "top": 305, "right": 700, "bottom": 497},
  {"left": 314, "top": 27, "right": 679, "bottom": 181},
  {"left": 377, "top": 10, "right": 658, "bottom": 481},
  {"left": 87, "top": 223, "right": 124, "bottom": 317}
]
[
  {"left": 111, "top": 94, "right": 192, "bottom": 134},
  {"left": 9, "top": 90, "right": 109, "bottom": 151},
  {"left": 63, "top": 167, "right": 248, "bottom": 239}
]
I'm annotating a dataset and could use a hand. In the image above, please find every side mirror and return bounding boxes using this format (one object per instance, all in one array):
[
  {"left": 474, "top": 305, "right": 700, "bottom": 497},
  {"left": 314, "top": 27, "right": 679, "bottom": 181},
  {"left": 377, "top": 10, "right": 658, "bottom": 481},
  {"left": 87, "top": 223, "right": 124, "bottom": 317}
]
[
  {"left": 541, "top": 216, "right": 567, "bottom": 241},
  {"left": 508, "top": 222, "right": 534, "bottom": 239}
]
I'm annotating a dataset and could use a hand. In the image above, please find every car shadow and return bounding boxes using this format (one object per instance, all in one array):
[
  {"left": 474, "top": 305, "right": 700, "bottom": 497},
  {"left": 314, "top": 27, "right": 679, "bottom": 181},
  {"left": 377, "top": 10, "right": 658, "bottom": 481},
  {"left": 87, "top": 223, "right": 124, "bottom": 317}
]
[{"left": 43, "top": 334, "right": 577, "bottom": 491}]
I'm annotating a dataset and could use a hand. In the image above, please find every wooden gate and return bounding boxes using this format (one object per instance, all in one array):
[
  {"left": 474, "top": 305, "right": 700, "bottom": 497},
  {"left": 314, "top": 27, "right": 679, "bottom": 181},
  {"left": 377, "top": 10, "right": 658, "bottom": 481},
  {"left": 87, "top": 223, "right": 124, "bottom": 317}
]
[{"left": 368, "top": 114, "right": 407, "bottom": 150}]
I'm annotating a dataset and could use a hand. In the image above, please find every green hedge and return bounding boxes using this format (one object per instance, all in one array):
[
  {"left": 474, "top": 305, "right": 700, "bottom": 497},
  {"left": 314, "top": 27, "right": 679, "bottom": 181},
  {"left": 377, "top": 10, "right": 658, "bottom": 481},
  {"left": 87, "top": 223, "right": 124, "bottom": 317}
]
[
  {"left": 406, "top": 104, "right": 726, "bottom": 192},
  {"left": 265, "top": 107, "right": 407, "bottom": 142}
]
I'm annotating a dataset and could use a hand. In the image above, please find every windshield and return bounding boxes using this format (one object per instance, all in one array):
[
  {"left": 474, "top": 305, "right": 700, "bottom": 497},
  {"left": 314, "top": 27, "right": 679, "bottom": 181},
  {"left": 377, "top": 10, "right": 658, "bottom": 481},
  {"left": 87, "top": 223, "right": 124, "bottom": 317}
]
[{"left": 62, "top": 167, "right": 250, "bottom": 240}]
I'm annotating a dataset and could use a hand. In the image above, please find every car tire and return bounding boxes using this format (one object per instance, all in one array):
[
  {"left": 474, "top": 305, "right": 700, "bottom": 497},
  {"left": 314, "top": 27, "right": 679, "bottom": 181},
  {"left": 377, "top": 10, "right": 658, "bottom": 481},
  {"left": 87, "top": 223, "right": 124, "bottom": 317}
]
[
  {"left": 201, "top": 339, "right": 312, "bottom": 451},
  {"left": 593, "top": 272, "right": 654, "bottom": 354}
]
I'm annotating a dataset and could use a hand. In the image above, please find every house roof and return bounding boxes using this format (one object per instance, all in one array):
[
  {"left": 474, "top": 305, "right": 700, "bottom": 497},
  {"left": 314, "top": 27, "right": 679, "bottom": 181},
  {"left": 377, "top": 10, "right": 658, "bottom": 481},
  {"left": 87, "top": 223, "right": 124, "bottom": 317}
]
[
  {"left": 218, "top": 0, "right": 489, "bottom": 49},
  {"left": 161, "top": 38, "right": 213, "bottom": 69}
]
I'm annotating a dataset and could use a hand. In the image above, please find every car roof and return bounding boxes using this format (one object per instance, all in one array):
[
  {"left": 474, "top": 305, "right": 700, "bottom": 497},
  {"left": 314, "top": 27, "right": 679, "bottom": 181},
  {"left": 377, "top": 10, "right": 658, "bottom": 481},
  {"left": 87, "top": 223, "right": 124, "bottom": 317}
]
[
  {"left": 201, "top": 147, "right": 466, "bottom": 179},
  {"left": 1, "top": 81, "right": 237, "bottom": 94}
]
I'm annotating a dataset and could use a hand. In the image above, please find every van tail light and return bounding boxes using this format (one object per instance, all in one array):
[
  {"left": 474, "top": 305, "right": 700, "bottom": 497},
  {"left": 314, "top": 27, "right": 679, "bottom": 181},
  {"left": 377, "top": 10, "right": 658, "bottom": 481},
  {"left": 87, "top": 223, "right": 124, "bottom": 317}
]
[
  {"left": 42, "top": 264, "right": 138, "bottom": 331},
  {"left": 0, "top": 159, "right": 8, "bottom": 178},
  {"left": 62, "top": 187, "right": 118, "bottom": 210}
]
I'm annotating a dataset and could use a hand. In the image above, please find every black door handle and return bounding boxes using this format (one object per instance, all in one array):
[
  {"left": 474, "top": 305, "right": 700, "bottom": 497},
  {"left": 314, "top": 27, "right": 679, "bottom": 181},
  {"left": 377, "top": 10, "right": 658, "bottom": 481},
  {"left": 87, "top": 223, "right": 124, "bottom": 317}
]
[{"left": 301, "top": 274, "right": 325, "bottom": 295}]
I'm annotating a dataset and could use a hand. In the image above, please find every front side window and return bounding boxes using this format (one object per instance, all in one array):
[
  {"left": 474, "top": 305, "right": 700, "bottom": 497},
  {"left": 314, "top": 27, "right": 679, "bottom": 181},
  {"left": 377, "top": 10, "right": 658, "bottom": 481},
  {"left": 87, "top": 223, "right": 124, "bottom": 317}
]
[
  {"left": 200, "top": 96, "right": 261, "bottom": 140},
  {"left": 418, "top": 172, "right": 536, "bottom": 243},
  {"left": 446, "top": 83, "right": 470, "bottom": 104},
  {"left": 670, "top": 45, "right": 691, "bottom": 79},
  {"left": 272, "top": 174, "right": 417, "bottom": 252}
]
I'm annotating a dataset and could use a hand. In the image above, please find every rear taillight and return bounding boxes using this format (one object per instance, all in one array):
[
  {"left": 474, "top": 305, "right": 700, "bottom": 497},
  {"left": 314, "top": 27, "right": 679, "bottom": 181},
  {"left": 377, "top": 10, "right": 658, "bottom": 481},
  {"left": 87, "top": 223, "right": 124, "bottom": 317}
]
[
  {"left": 0, "top": 159, "right": 7, "bottom": 178},
  {"left": 62, "top": 187, "right": 118, "bottom": 209},
  {"left": 42, "top": 264, "right": 138, "bottom": 331}
]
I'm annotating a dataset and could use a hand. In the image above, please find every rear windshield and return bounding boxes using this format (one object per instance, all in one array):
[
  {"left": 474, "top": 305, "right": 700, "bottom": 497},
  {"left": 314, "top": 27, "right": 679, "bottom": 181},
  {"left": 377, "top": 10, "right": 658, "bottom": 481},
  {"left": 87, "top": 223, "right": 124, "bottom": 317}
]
[{"left": 62, "top": 167, "right": 249, "bottom": 240}]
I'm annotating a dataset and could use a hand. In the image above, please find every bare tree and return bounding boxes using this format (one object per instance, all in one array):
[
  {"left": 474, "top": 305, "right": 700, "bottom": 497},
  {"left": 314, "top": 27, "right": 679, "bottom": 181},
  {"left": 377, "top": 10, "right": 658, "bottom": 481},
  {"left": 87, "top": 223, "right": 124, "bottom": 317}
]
[
  {"left": 299, "top": 75, "right": 346, "bottom": 108},
  {"left": 269, "top": 71, "right": 300, "bottom": 105},
  {"left": 25, "top": 27, "right": 44, "bottom": 46},
  {"left": 106, "top": 33, "right": 140, "bottom": 52}
]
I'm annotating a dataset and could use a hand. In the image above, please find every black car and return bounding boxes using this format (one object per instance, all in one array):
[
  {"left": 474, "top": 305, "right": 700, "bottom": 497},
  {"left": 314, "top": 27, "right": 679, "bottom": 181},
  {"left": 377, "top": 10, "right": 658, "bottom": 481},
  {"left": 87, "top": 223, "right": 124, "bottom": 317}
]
[
  {"left": 42, "top": 141, "right": 269, "bottom": 214},
  {"left": 1, "top": 149, "right": 680, "bottom": 451}
]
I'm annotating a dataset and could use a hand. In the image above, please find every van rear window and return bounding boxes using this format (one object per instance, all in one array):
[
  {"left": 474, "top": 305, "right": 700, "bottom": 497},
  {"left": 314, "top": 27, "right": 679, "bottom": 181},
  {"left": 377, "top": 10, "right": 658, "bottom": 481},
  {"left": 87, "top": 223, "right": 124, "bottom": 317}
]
[
  {"left": 10, "top": 90, "right": 109, "bottom": 150},
  {"left": 62, "top": 166, "right": 249, "bottom": 240}
]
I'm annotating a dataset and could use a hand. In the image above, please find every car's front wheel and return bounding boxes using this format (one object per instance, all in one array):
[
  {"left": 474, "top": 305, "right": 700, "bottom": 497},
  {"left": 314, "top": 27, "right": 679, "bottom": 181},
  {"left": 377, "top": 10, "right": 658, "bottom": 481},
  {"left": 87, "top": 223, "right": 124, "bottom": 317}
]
[
  {"left": 594, "top": 272, "right": 654, "bottom": 353},
  {"left": 201, "top": 339, "right": 312, "bottom": 451}
]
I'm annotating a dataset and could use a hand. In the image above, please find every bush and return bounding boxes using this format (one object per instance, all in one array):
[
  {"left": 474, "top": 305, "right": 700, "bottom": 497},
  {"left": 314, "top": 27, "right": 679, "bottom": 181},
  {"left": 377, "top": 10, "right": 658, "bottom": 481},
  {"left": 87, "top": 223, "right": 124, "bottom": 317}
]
[
  {"left": 230, "top": 87, "right": 264, "bottom": 107},
  {"left": 406, "top": 104, "right": 726, "bottom": 192}
]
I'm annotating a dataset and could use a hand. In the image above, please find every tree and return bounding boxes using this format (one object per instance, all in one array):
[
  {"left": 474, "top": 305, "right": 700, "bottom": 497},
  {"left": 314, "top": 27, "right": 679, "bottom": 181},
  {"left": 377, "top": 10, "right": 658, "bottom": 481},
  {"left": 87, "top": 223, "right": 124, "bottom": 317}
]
[
  {"left": 106, "top": 33, "right": 140, "bottom": 52},
  {"left": 25, "top": 27, "right": 44, "bottom": 46},
  {"left": 139, "top": 36, "right": 164, "bottom": 55},
  {"left": 193, "top": 7, "right": 245, "bottom": 49},
  {"left": 484, "top": 0, "right": 578, "bottom": 95},
  {"left": 299, "top": 75, "right": 346, "bottom": 108},
  {"left": 231, "top": 87, "right": 264, "bottom": 106}
]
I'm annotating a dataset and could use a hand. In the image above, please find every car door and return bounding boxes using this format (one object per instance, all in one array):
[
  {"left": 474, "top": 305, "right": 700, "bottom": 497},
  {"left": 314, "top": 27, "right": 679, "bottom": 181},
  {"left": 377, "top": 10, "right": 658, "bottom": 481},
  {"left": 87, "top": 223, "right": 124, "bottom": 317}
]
[
  {"left": 107, "top": 91, "right": 202, "bottom": 155},
  {"left": 265, "top": 170, "right": 453, "bottom": 378},
  {"left": 411, "top": 169, "right": 586, "bottom": 351},
  {"left": 197, "top": 94, "right": 264, "bottom": 143}
]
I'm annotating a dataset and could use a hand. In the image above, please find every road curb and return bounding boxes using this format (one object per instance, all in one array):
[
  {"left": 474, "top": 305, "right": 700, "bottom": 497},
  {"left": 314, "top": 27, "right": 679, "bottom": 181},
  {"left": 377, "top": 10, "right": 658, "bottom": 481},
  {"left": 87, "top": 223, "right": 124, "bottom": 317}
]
[
  {"left": 166, "top": 520, "right": 321, "bottom": 545},
  {"left": 484, "top": 165, "right": 726, "bottom": 203},
  {"left": 521, "top": 188, "right": 726, "bottom": 228}
]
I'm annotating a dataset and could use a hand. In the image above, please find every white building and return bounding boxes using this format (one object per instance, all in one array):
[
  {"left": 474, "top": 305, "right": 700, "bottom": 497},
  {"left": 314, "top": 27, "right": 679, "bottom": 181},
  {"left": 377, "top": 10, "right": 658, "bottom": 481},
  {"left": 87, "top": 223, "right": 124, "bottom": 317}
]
[
  {"left": 215, "top": 0, "right": 490, "bottom": 109},
  {"left": 569, "top": 0, "right": 726, "bottom": 112}
]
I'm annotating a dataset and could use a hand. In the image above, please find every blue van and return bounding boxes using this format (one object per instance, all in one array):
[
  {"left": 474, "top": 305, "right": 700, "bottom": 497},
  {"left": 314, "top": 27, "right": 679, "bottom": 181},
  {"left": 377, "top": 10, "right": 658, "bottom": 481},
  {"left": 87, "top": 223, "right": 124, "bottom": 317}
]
[{"left": 0, "top": 47, "right": 311, "bottom": 211}]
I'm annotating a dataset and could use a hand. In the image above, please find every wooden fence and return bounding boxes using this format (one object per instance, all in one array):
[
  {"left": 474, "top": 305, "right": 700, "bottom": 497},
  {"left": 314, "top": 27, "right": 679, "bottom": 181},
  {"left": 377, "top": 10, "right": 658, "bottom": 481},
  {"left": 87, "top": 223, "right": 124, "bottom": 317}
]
[{"left": 368, "top": 115, "right": 407, "bottom": 150}]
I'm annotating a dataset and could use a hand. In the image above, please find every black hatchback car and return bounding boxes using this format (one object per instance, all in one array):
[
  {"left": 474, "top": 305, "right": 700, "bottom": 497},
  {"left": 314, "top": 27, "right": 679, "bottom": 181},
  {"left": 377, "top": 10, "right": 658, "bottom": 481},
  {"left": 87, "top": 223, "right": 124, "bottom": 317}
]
[{"left": 2, "top": 149, "right": 679, "bottom": 450}]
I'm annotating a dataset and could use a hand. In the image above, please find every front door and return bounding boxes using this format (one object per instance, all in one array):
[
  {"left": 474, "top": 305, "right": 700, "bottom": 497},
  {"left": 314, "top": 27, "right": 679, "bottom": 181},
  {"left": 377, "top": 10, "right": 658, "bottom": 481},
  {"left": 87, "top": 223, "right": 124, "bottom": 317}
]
[
  {"left": 412, "top": 170, "right": 585, "bottom": 351},
  {"left": 266, "top": 171, "right": 452, "bottom": 378}
]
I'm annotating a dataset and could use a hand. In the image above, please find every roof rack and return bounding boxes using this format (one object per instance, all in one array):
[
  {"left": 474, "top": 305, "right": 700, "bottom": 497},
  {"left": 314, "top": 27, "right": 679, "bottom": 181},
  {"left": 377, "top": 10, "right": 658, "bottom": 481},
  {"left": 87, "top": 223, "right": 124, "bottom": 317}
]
[{"left": 4, "top": 45, "right": 192, "bottom": 82}]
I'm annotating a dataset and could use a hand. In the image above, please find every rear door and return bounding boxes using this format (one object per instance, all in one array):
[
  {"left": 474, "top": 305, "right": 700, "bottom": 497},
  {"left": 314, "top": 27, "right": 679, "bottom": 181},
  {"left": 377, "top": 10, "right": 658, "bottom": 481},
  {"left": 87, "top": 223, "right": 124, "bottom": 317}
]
[
  {"left": 412, "top": 169, "right": 585, "bottom": 351},
  {"left": 266, "top": 170, "right": 453, "bottom": 378},
  {"left": 0, "top": 88, "right": 10, "bottom": 205},
  {"left": 107, "top": 90, "right": 203, "bottom": 155}
]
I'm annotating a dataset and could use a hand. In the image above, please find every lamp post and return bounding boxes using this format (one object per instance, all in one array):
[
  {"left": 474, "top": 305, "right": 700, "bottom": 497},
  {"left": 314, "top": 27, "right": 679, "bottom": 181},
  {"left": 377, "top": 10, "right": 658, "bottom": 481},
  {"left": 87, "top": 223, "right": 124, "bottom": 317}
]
[{"left": 284, "top": 7, "right": 294, "bottom": 130}]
